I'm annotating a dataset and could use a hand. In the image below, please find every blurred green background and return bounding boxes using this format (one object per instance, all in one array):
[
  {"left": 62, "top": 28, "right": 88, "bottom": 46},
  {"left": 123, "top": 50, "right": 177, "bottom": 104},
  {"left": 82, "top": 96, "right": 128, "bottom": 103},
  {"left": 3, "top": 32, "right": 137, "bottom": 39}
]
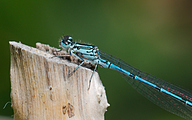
[{"left": 1, "top": 0, "right": 192, "bottom": 120}]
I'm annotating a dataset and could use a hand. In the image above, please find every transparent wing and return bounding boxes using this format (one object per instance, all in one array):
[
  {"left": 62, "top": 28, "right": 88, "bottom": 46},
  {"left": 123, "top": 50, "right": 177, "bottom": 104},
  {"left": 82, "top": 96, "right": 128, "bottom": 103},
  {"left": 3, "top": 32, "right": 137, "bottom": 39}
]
[{"left": 100, "top": 50, "right": 192, "bottom": 119}]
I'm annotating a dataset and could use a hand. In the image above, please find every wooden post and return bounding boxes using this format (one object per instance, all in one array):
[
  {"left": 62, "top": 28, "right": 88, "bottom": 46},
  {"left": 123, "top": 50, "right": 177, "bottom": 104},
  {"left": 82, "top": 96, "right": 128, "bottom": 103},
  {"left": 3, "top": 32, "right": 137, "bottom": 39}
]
[{"left": 9, "top": 41, "right": 109, "bottom": 120}]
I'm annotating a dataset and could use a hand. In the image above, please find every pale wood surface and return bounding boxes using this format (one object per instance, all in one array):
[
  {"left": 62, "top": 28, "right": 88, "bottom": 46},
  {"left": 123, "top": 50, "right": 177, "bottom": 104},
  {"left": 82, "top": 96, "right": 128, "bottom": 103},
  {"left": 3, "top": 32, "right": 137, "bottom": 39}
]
[
  {"left": 9, "top": 41, "right": 109, "bottom": 120},
  {"left": 0, "top": 116, "right": 13, "bottom": 120}
]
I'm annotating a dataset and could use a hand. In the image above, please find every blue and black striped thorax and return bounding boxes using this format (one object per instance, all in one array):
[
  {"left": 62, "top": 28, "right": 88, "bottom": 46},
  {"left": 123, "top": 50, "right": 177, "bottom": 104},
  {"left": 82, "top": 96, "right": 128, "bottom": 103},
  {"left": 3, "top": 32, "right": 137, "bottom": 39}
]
[{"left": 59, "top": 36, "right": 100, "bottom": 61}]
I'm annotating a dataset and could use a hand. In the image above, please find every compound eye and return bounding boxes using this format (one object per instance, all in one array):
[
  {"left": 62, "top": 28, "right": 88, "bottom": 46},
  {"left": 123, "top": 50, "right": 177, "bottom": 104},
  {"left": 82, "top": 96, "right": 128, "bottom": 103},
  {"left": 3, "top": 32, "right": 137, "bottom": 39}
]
[
  {"left": 65, "top": 36, "right": 72, "bottom": 41},
  {"left": 64, "top": 41, "right": 69, "bottom": 45},
  {"left": 61, "top": 36, "right": 73, "bottom": 45},
  {"left": 68, "top": 36, "right": 73, "bottom": 41},
  {"left": 61, "top": 39, "right": 66, "bottom": 45}
]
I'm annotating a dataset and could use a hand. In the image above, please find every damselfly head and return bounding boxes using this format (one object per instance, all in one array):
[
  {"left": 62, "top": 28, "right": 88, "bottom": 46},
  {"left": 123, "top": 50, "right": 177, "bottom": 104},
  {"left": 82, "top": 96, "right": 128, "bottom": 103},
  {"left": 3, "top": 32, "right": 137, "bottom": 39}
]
[{"left": 59, "top": 36, "right": 73, "bottom": 49}]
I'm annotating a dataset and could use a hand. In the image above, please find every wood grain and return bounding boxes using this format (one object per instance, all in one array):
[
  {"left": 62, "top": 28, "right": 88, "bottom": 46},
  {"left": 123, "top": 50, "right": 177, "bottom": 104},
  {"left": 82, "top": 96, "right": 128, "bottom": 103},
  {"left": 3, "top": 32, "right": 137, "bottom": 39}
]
[{"left": 9, "top": 41, "right": 109, "bottom": 120}]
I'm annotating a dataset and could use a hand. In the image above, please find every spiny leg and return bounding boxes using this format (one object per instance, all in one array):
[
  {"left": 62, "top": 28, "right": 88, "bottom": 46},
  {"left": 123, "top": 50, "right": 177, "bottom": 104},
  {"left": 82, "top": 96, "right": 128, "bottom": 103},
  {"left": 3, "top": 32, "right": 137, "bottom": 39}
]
[
  {"left": 69, "top": 60, "right": 85, "bottom": 76},
  {"left": 88, "top": 64, "right": 98, "bottom": 90}
]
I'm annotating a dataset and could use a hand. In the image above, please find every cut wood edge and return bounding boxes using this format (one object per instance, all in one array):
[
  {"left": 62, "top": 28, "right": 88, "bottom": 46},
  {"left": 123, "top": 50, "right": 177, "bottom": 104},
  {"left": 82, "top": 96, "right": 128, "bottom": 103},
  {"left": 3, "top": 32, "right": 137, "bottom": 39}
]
[{"left": 9, "top": 41, "right": 109, "bottom": 120}]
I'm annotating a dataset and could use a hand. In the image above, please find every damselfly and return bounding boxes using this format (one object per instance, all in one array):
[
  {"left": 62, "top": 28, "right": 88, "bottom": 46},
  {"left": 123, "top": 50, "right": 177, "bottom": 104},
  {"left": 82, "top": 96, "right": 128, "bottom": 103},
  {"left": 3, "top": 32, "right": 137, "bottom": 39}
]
[{"left": 57, "top": 35, "right": 192, "bottom": 119}]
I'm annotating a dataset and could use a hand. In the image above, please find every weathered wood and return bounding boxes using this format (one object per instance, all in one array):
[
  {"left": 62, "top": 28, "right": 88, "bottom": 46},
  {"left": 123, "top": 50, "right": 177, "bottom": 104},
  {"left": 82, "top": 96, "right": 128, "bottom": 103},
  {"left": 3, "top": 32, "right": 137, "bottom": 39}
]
[
  {"left": 0, "top": 116, "right": 13, "bottom": 120},
  {"left": 9, "top": 41, "right": 109, "bottom": 120}
]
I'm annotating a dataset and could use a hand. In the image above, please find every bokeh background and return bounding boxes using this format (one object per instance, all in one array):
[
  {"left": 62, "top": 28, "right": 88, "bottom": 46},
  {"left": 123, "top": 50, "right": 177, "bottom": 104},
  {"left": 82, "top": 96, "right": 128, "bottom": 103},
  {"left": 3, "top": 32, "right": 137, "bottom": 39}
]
[{"left": 1, "top": 0, "right": 192, "bottom": 120}]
